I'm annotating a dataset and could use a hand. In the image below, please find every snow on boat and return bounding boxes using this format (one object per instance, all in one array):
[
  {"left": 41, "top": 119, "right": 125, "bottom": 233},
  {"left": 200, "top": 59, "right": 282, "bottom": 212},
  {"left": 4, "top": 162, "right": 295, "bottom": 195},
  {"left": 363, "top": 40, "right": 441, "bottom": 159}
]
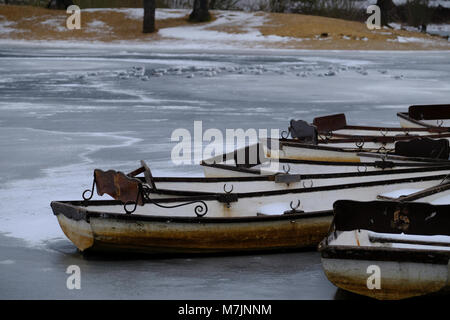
[
  {"left": 319, "top": 199, "right": 450, "bottom": 300},
  {"left": 52, "top": 165, "right": 450, "bottom": 255},
  {"left": 397, "top": 104, "right": 450, "bottom": 129}
]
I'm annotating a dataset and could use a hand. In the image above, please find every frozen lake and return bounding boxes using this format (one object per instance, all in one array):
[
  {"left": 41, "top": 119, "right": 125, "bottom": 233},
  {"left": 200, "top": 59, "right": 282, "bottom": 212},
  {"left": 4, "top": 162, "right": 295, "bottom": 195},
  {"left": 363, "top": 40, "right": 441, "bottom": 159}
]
[{"left": 1, "top": 45, "right": 450, "bottom": 299}]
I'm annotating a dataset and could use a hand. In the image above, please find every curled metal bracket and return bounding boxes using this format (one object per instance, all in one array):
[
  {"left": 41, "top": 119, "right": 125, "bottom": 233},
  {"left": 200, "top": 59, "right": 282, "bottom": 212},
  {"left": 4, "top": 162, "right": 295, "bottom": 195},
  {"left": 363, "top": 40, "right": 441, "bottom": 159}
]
[
  {"left": 380, "top": 128, "right": 388, "bottom": 137},
  {"left": 282, "top": 164, "right": 291, "bottom": 174},
  {"left": 302, "top": 180, "right": 314, "bottom": 188},
  {"left": 437, "top": 119, "right": 444, "bottom": 127},
  {"left": 82, "top": 177, "right": 96, "bottom": 202},
  {"left": 224, "top": 183, "right": 234, "bottom": 194},
  {"left": 124, "top": 185, "right": 208, "bottom": 217},
  {"left": 357, "top": 164, "right": 368, "bottom": 173},
  {"left": 281, "top": 129, "right": 290, "bottom": 139}
]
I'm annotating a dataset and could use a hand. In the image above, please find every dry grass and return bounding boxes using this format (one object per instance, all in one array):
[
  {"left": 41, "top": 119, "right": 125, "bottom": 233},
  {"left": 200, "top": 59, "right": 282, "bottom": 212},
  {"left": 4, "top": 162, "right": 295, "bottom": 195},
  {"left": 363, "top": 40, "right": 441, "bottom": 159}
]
[
  {"left": 258, "top": 13, "right": 450, "bottom": 50},
  {"left": 0, "top": 5, "right": 448, "bottom": 50},
  {"left": 0, "top": 5, "right": 192, "bottom": 41}
]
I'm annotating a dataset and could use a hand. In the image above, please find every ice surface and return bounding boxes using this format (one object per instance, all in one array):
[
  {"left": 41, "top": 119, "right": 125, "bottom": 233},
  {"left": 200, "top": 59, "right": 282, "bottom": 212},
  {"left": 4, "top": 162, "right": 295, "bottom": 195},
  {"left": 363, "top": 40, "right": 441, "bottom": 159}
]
[{"left": 1, "top": 47, "right": 450, "bottom": 246}]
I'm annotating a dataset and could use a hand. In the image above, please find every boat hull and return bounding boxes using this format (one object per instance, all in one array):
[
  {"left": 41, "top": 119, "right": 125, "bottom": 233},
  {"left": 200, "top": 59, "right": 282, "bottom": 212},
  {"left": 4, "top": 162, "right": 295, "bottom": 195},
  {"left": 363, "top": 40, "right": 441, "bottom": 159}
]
[
  {"left": 321, "top": 257, "right": 449, "bottom": 300},
  {"left": 53, "top": 201, "right": 331, "bottom": 254}
]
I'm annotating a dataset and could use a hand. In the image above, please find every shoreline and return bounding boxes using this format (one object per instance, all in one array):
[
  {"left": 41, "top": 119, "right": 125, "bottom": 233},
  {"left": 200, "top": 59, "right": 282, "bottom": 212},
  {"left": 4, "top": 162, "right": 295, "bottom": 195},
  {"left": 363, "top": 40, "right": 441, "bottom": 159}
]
[{"left": 0, "top": 5, "right": 449, "bottom": 51}]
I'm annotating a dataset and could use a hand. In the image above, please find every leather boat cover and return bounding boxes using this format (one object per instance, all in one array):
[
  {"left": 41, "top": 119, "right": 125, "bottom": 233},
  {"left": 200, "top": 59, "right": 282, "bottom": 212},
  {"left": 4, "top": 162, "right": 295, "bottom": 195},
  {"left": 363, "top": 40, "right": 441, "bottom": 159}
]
[
  {"left": 409, "top": 104, "right": 450, "bottom": 120},
  {"left": 289, "top": 119, "right": 318, "bottom": 143},
  {"left": 394, "top": 137, "right": 450, "bottom": 159},
  {"left": 94, "top": 169, "right": 143, "bottom": 205},
  {"left": 333, "top": 200, "right": 450, "bottom": 236},
  {"left": 312, "top": 113, "right": 347, "bottom": 133}
]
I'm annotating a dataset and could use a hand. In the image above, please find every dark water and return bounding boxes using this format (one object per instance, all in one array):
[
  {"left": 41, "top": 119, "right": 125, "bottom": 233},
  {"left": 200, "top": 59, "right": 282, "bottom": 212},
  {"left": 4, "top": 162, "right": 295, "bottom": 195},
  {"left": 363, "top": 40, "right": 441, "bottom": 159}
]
[{"left": 1, "top": 45, "right": 449, "bottom": 299}]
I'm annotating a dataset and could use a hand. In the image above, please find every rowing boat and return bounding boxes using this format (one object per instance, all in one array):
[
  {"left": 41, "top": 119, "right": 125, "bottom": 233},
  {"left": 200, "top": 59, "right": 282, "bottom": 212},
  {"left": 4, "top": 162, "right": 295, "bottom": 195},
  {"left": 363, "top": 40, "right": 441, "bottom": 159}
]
[
  {"left": 51, "top": 199, "right": 332, "bottom": 254},
  {"left": 202, "top": 138, "right": 450, "bottom": 177},
  {"left": 260, "top": 136, "right": 450, "bottom": 163},
  {"left": 310, "top": 111, "right": 450, "bottom": 137},
  {"left": 397, "top": 104, "right": 450, "bottom": 129},
  {"left": 202, "top": 157, "right": 450, "bottom": 177},
  {"left": 319, "top": 198, "right": 450, "bottom": 300},
  {"left": 92, "top": 161, "right": 450, "bottom": 196},
  {"left": 52, "top": 166, "right": 450, "bottom": 254},
  {"left": 283, "top": 116, "right": 450, "bottom": 150}
]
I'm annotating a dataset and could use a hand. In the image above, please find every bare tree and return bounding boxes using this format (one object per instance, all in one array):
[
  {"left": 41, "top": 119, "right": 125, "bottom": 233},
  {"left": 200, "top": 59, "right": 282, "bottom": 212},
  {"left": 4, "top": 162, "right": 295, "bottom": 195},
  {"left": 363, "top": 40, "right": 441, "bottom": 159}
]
[
  {"left": 47, "top": 0, "right": 74, "bottom": 9},
  {"left": 190, "top": 0, "right": 211, "bottom": 22},
  {"left": 376, "top": 0, "right": 397, "bottom": 26},
  {"left": 143, "top": 0, "right": 156, "bottom": 33}
]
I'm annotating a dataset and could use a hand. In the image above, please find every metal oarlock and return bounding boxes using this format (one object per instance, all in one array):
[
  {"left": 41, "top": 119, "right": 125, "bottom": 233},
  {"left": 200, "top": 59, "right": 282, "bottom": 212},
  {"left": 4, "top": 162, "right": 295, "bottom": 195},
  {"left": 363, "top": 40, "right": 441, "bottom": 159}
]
[
  {"left": 284, "top": 200, "right": 304, "bottom": 214},
  {"left": 380, "top": 128, "right": 388, "bottom": 136},
  {"left": 357, "top": 164, "right": 368, "bottom": 173},
  {"left": 223, "top": 183, "right": 234, "bottom": 193},
  {"left": 302, "top": 180, "right": 314, "bottom": 188}
]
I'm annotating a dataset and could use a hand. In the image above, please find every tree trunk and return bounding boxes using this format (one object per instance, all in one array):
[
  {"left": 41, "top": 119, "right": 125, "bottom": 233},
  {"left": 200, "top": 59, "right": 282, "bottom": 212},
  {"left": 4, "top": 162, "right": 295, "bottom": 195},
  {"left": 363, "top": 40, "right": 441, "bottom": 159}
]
[
  {"left": 47, "top": 0, "right": 74, "bottom": 9},
  {"left": 143, "top": 0, "right": 156, "bottom": 33},
  {"left": 189, "top": 0, "right": 210, "bottom": 22},
  {"left": 376, "top": 0, "right": 397, "bottom": 26}
]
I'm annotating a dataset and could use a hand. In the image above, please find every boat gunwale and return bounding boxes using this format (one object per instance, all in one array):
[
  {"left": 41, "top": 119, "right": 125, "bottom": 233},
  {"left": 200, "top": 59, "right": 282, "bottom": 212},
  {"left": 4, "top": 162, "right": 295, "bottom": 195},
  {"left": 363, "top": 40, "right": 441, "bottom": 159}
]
[
  {"left": 199, "top": 163, "right": 450, "bottom": 182},
  {"left": 199, "top": 161, "right": 450, "bottom": 178}
]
